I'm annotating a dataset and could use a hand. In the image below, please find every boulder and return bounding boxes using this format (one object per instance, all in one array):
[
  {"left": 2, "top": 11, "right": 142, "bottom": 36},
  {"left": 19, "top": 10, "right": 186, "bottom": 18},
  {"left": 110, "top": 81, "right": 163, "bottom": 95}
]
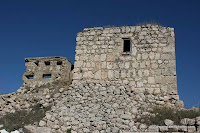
[
  {"left": 180, "top": 118, "right": 195, "bottom": 126},
  {"left": 139, "top": 124, "right": 147, "bottom": 131},
  {"left": 148, "top": 125, "right": 159, "bottom": 132},
  {"left": 196, "top": 116, "right": 200, "bottom": 125},
  {"left": 164, "top": 119, "right": 174, "bottom": 126}
]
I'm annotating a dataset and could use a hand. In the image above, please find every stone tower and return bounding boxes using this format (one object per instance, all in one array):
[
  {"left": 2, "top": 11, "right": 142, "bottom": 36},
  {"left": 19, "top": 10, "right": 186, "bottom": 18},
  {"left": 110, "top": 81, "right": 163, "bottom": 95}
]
[{"left": 73, "top": 24, "right": 177, "bottom": 95}]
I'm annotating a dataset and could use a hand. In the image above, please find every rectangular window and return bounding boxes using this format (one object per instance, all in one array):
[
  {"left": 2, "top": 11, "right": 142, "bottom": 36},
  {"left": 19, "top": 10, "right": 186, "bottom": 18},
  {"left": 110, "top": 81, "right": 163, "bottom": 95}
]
[
  {"left": 123, "top": 38, "right": 131, "bottom": 52},
  {"left": 26, "top": 75, "right": 34, "bottom": 79},
  {"left": 57, "top": 61, "right": 62, "bottom": 65},
  {"left": 44, "top": 61, "right": 50, "bottom": 65},
  {"left": 43, "top": 74, "right": 51, "bottom": 79}
]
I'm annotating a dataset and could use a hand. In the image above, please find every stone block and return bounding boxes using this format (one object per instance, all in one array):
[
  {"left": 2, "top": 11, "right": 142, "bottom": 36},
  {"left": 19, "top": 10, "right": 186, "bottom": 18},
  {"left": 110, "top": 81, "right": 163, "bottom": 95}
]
[
  {"left": 148, "top": 125, "right": 159, "bottom": 132},
  {"left": 100, "top": 54, "right": 107, "bottom": 61},
  {"left": 188, "top": 126, "right": 196, "bottom": 132},
  {"left": 196, "top": 116, "right": 200, "bottom": 125},
  {"left": 106, "top": 54, "right": 115, "bottom": 61},
  {"left": 108, "top": 70, "right": 114, "bottom": 79},
  {"left": 180, "top": 118, "right": 195, "bottom": 126},
  {"left": 148, "top": 77, "right": 155, "bottom": 84},
  {"left": 120, "top": 114, "right": 131, "bottom": 120},
  {"left": 159, "top": 126, "right": 168, "bottom": 132},
  {"left": 164, "top": 119, "right": 174, "bottom": 126},
  {"left": 95, "top": 70, "right": 101, "bottom": 79}
]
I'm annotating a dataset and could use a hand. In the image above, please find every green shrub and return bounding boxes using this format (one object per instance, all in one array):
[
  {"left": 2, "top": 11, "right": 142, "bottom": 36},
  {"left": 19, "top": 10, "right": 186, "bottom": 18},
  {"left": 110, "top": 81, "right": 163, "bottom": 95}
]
[
  {"left": 138, "top": 107, "right": 200, "bottom": 126},
  {"left": 66, "top": 128, "right": 71, "bottom": 133}
]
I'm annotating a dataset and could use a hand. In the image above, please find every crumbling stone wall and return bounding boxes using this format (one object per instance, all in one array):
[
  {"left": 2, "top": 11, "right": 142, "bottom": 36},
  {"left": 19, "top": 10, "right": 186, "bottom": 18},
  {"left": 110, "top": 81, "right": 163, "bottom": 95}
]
[
  {"left": 73, "top": 24, "right": 177, "bottom": 96},
  {"left": 39, "top": 81, "right": 184, "bottom": 133},
  {"left": 23, "top": 56, "right": 72, "bottom": 87}
]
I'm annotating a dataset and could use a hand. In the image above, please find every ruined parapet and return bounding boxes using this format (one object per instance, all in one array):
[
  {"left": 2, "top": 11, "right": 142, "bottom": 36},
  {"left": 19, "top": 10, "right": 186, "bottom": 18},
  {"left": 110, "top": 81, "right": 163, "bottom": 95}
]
[
  {"left": 73, "top": 24, "right": 178, "bottom": 96},
  {"left": 0, "top": 56, "right": 73, "bottom": 117},
  {"left": 23, "top": 56, "right": 73, "bottom": 87}
]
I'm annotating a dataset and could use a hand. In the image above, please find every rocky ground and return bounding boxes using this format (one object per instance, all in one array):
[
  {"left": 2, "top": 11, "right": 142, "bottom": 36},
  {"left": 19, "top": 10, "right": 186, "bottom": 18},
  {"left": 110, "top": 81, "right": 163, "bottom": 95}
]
[
  {"left": 1, "top": 80, "right": 200, "bottom": 133},
  {"left": 37, "top": 81, "right": 187, "bottom": 132},
  {"left": 0, "top": 80, "right": 71, "bottom": 132}
]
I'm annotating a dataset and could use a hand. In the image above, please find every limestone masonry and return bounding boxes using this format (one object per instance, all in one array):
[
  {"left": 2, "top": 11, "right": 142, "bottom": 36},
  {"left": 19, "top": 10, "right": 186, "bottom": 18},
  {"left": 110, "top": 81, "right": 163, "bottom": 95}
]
[
  {"left": 74, "top": 24, "right": 177, "bottom": 96},
  {"left": 23, "top": 56, "right": 73, "bottom": 87},
  {"left": 1, "top": 24, "right": 190, "bottom": 133}
]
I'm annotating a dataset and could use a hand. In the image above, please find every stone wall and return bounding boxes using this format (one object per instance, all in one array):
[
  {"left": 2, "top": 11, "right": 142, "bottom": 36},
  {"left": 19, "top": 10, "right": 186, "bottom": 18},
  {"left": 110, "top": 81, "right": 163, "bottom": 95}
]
[
  {"left": 23, "top": 56, "right": 72, "bottom": 87},
  {"left": 73, "top": 24, "right": 177, "bottom": 96}
]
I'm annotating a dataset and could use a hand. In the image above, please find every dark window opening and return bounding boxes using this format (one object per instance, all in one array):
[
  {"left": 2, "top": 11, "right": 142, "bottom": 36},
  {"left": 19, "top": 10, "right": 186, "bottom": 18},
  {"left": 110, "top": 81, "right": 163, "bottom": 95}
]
[
  {"left": 55, "top": 57, "right": 60, "bottom": 58},
  {"left": 57, "top": 61, "right": 62, "bottom": 65},
  {"left": 34, "top": 61, "right": 39, "bottom": 66},
  {"left": 123, "top": 38, "right": 131, "bottom": 52},
  {"left": 45, "top": 61, "right": 50, "bottom": 65},
  {"left": 43, "top": 74, "right": 51, "bottom": 79},
  {"left": 26, "top": 75, "right": 34, "bottom": 79},
  {"left": 71, "top": 65, "right": 74, "bottom": 71}
]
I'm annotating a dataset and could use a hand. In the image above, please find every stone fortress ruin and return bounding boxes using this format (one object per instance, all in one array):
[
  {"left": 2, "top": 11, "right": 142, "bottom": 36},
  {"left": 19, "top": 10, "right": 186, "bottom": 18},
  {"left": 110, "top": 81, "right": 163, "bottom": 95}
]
[
  {"left": 73, "top": 24, "right": 178, "bottom": 96},
  {"left": 3, "top": 24, "right": 198, "bottom": 133},
  {"left": 23, "top": 56, "right": 73, "bottom": 87}
]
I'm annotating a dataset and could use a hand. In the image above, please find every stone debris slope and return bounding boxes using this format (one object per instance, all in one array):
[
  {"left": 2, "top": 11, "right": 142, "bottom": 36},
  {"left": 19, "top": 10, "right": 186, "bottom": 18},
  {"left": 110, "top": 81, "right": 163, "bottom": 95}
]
[
  {"left": 40, "top": 81, "right": 182, "bottom": 133},
  {"left": 0, "top": 81, "right": 69, "bottom": 117}
]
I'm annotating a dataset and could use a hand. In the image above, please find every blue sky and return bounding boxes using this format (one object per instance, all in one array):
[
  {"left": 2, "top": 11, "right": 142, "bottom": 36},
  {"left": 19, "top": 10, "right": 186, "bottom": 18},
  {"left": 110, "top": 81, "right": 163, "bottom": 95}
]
[{"left": 0, "top": 0, "right": 199, "bottom": 107}]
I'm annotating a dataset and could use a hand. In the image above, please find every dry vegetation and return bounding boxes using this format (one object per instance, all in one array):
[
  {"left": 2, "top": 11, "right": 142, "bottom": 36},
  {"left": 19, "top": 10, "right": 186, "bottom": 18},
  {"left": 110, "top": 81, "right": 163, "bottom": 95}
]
[
  {"left": 0, "top": 104, "right": 51, "bottom": 132},
  {"left": 138, "top": 107, "right": 200, "bottom": 126}
]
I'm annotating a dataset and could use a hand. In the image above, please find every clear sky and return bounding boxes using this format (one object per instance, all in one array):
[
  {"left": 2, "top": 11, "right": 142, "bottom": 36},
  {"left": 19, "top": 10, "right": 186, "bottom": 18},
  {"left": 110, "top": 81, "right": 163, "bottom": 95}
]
[{"left": 0, "top": 0, "right": 199, "bottom": 108}]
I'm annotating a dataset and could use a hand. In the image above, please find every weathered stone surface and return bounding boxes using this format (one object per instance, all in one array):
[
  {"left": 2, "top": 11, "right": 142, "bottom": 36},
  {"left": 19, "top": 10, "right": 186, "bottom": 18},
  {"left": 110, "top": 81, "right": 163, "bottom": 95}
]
[
  {"left": 178, "top": 126, "right": 188, "bottom": 132},
  {"left": 73, "top": 25, "right": 179, "bottom": 100},
  {"left": 139, "top": 124, "right": 147, "bottom": 131},
  {"left": 23, "top": 56, "right": 72, "bottom": 87},
  {"left": 168, "top": 125, "right": 178, "bottom": 132},
  {"left": 148, "top": 125, "right": 159, "bottom": 132},
  {"left": 24, "top": 125, "right": 52, "bottom": 133},
  {"left": 187, "top": 126, "right": 196, "bottom": 132},
  {"left": 196, "top": 116, "right": 200, "bottom": 125},
  {"left": 159, "top": 126, "right": 168, "bottom": 132},
  {"left": 164, "top": 119, "right": 174, "bottom": 126},
  {"left": 180, "top": 118, "right": 195, "bottom": 126},
  {"left": 39, "top": 120, "right": 46, "bottom": 127}
]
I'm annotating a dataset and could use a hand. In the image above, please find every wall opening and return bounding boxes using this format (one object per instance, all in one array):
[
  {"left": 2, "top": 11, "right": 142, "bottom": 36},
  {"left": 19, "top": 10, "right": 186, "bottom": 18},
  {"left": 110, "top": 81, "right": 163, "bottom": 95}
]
[
  {"left": 71, "top": 65, "right": 74, "bottom": 71},
  {"left": 44, "top": 61, "right": 50, "bottom": 66},
  {"left": 43, "top": 74, "right": 51, "bottom": 79},
  {"left": 123, "top": 38, "right": 131, "bottom": 52},
  {"left": 34, "top": 61, "right": 39, "bottom": 66},
  {"left": 26, "top": 75, "right": 34, "bottom": 79},
  {"left": 57, "top": 61, "right": 62, "bottom": 65}
]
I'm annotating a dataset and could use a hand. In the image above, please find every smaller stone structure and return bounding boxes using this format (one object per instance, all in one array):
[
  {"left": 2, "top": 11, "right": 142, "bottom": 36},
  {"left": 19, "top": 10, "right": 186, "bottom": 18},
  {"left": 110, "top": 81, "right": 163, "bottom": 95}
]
[{"left": 23, "top": 56, "right": 73, "bottom": 87}]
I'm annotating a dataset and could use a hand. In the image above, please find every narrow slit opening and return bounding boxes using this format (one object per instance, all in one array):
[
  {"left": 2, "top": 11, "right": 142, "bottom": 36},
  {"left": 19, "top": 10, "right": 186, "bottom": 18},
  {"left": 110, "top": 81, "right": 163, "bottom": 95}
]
[
  {"left": 43, "top": 74, "right": 51, "bottom": 79},
  {"left": 57, "top": 61, "right": 62, "bottom": 65},
  {"left": 44, "top": 61, "right": 50, "bottom": 66},
  {"left": 26, "top": 75, "right": 34, "bottom": 79}
]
